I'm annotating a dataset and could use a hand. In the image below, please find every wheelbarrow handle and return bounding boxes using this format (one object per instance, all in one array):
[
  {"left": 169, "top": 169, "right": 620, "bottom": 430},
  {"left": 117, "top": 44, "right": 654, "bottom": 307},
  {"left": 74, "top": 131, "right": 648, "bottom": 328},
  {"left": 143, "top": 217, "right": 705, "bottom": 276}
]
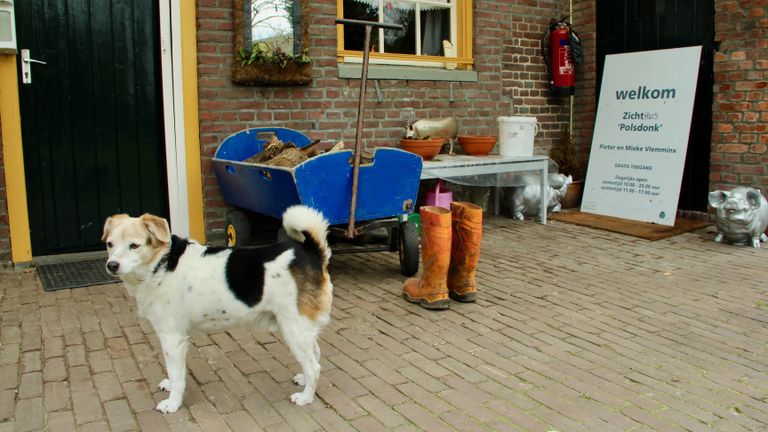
[{"left": 335, "top": 18, "right": 404, "bottom": 31}]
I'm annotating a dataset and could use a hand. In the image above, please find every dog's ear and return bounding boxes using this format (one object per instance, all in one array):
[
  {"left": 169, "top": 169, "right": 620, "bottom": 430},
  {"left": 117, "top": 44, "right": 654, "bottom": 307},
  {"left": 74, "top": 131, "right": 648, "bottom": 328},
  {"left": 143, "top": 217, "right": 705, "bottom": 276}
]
[
  {"left": 102, "top": 214, "right": 129, "bottom": 242},
  {"left": 141, "top": 214, "right": 171, "bottom": 246},
  {"left": 102, "top": 217, "right": 113, "bottom": 242}
]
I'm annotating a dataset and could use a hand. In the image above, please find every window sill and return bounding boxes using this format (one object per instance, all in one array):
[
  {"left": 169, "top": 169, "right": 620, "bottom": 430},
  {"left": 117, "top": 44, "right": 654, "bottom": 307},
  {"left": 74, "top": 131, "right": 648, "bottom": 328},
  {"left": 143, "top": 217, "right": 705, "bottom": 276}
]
[{"left": 337, "top": 63, "right": 478, "bottom": 82}]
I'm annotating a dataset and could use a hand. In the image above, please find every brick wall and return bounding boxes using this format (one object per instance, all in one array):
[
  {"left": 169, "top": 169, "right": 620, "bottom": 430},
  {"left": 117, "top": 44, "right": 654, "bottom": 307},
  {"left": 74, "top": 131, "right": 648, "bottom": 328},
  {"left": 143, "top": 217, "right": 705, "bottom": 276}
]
[
  {"left": 197, "top": 0, "right": 595, "bottom": 243},
  {"left": 711, "top": 0, "right": 768, "bottom": 192}
]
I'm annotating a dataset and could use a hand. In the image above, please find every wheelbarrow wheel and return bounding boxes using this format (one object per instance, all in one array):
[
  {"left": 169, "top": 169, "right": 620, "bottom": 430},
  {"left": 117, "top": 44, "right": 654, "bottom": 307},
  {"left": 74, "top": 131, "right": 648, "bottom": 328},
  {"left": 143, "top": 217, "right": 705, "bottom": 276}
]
[
  {"left": 398, "top": 221, "right": 419, "bottom": 276},
  {"left": 226, "top": 210, "right": 251, "bottom": 247}
]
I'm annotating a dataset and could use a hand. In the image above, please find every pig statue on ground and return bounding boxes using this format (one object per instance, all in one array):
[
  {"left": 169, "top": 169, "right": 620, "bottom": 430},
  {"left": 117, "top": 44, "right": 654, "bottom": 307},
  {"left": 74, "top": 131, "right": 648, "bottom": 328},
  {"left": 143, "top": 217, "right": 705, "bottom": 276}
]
[
  {"left": 708, "top": 187, "right": 768, "bottom": 248},
  {"left": 508, "top": 173, "right": 572, "bottom": 220},
  {"left": 404, "top": 117, "right": 458, "bottom": 155}
]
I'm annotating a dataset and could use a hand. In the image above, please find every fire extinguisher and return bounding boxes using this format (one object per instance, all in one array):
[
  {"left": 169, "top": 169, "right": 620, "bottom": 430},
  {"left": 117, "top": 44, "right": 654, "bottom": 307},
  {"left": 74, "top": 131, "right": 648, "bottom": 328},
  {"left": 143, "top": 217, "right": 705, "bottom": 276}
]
[{"left": 541, "top": 18, "right": 582, "bottom": 97}]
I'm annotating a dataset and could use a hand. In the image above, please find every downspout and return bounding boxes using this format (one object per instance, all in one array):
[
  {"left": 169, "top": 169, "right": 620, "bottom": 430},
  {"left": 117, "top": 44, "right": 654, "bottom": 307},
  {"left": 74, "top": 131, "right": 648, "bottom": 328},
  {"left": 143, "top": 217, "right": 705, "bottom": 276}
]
[{"left": 569, "top": 0, "right": 574, "bottom": 141}]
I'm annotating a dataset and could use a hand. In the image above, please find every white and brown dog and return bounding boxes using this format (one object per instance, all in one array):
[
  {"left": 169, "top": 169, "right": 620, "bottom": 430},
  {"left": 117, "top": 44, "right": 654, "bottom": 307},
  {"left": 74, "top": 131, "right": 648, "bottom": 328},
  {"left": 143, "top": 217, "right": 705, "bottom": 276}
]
[{"left": 101, "top": 206, "right": 333, "bottom": 413}]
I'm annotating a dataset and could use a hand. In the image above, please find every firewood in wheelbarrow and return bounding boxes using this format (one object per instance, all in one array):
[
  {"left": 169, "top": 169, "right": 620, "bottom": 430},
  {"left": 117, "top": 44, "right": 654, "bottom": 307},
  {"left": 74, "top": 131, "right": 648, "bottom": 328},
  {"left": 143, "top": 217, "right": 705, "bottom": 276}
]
[
  {"left": 300, "top": 139, "right": 322, "bottom": 158},
  {"left": 264, "top": 147, "right": 308, "bottom": 167},
  {"left": 255, "top": 135, "right": 291, "bottom": 163},
  {"left": 263, "top": 139, "right": 321, "bottom": 167}
]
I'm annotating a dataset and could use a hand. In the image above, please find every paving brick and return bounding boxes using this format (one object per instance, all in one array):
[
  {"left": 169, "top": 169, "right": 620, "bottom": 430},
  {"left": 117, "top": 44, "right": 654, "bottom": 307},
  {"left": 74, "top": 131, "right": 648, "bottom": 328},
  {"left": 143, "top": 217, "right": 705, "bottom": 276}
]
[
  {"left": 201, "top": 381, "right": 242, "bottom": 414},
  {"left": 121, "top": 380, "right": 156, "bottom": 412},
  {"left": 43, "top": 356, "right": 67, "bottom": 382},
  {"left": 44, "top": 381, "right": 71, "bottom": 412},
  {"left": 241, "top": 392, "right": 285, "bottom": 429},
  {"left": 20, "top": 350, "right": 41, "bottom": 373},
  {"left": 223, "top": 410, "right": 262, "bottom": 432},
  {"left": 210, "top": 333, "right": 239, "bottom": 353},
  {"left": 65, "top": 345, "right": 86, "bottom": 367},
  {"left": 189, "top": 401, "right": 231, "bottom": 431},
  {"left": 136, "top": 410, "right": 171, "bottom": 432},
  {"left": 104, "top": 399, "right": 138, "bottom": 432},
  {"left": 44, "top": 336, "right": 65, "bottom": 359},
  {"left": 18, "top": 371, "right": 43, "bottom": 399},
  {"left": 323, "top": 368, "right": 369, "bottom": 398},
  {"left": 0, "top": 364, "right": 18, "bottom": 390},
  {"left": 392, "top": 402, "right": 452, "bottom": 432},
  {"left": 310, "top": 406, "right": 358, "bottom": 432},
  {"left": 355, "top": 394, "right": 407, "bottom": 428},
  {"left": 46, "top": 410, "right": 76, "bottom": 432},
  {"left": 72, "top": 389, "right": 104, "bottom": 424},
  {"left": 68, "top": 365, "right": 94, "bottom": 392},
  {"left": 79, "top": 420, "right": 110, "bottom": 432},
  {"left": 396, "top": 382, "right": 453, "bottom": 413},
  {"left": 14, "top": 396, "right": 43, "bottom": 432},
  {"left": 218, "top": 365, "right": 256, "bottom": 398},
  {"left": 316, "top": 385, "right": 366, "bottom": 420},
  {"left": 349, "top": 415, "right": 388, "bottom": 432},
  {"left": 85, "top": 351, "right": 112, "bottom": 377},
  {"left": 113, "top": 356, "right": 142, "bottom": 383},
  {"left": 106, "top": 337, "right": 131, "bottom": 358},
  {"left": 93, "top": 372, "right": 124, "bottom": 402},
  {"left": 0, "top": 343, "right": 18, "bottom": 365},
  {"left": 0, "top": 389, "right": 14, "bottom": 422}
]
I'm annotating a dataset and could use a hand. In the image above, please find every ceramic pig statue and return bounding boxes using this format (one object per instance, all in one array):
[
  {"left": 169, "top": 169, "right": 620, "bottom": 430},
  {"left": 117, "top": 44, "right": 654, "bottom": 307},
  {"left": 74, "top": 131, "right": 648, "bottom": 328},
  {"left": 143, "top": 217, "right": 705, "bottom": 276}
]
[
  {"left": 404, "top": 117, "right": 458, "bottom": 155},
  {"left": 708, "top": 187, "right": 768, "bottom": 248},
  {"left": 509, "top": 173, "right": 572, "bottom": 220}
]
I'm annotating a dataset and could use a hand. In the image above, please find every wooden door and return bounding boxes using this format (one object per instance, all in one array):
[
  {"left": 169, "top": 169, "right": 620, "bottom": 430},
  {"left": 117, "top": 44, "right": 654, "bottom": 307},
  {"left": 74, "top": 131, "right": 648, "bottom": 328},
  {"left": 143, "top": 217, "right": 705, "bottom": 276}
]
[
  {"left": 597, "top": 0, "right": 715, "bottom": 212},
  {"left": 16, "top": 0, "right": 169, "bottom": 255}
]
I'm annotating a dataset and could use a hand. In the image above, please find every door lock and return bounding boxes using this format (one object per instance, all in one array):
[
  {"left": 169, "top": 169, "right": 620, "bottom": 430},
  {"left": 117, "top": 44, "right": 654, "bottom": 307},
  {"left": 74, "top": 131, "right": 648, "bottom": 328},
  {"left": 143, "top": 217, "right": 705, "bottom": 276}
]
[{"left": 21, "top": 49, "right": 47, "bottom": 84}]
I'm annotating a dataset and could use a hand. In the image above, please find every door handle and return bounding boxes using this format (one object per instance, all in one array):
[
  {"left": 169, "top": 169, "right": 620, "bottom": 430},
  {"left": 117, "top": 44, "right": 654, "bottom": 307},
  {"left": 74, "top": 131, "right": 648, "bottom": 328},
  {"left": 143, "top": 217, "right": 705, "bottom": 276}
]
[{"left": 21, "top": 49, "right": 47, "bottom": 84}]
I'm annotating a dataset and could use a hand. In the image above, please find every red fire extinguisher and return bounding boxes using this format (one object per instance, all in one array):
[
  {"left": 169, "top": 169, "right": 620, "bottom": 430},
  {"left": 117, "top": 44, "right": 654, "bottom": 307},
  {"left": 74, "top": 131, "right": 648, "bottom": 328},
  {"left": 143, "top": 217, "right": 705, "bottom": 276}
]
[{"left": 541, "top": 18, "right": 582, "bottom": 97}]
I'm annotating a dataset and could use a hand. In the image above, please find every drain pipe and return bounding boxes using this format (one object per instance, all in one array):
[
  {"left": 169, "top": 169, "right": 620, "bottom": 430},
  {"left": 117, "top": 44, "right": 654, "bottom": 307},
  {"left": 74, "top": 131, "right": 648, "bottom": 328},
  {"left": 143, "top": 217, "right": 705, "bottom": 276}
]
[{"left": 568, "top": 0, "right": 574, "bottom": 142}]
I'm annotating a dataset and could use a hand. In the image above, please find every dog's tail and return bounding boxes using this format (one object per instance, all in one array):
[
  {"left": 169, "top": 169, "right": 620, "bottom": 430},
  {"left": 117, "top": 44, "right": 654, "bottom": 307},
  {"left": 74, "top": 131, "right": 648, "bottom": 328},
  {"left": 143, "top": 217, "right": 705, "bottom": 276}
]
[{"left": 282, "top": 205, "right": 331, "bottom": 266}]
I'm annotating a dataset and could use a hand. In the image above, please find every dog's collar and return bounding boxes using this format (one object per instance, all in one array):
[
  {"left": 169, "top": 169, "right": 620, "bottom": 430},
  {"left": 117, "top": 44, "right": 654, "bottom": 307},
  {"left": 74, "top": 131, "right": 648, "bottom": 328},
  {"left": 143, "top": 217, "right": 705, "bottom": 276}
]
[
  {"left": 152, "top": 254, "right": 169, "bottom": 274},
  {"left": 152, "top": 235, "right": 189, "bottom": 274}
]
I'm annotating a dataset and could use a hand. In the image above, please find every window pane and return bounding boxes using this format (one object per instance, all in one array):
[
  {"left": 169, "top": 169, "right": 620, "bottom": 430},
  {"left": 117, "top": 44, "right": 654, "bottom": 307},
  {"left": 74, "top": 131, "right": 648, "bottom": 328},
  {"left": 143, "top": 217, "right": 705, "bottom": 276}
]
[
  {"left": 342, "top": 0, "right": 452, "bottom": 56},
  {"left": 343, "top": 0, "right": 379, "bottom": 51},
  {"left": 383, "top": 4, "right": 415, "bottom": 54},
  {"left": 421, "top": 7, "right": 450, "bottom": 55}
]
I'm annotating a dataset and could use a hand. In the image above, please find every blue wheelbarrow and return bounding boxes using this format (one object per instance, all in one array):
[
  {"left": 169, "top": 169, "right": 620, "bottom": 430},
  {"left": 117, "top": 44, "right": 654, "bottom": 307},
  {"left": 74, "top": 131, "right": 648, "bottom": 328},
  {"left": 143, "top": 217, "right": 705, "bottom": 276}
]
[{"left": 212, "top": 127, "right": 423, "bottom": 276}]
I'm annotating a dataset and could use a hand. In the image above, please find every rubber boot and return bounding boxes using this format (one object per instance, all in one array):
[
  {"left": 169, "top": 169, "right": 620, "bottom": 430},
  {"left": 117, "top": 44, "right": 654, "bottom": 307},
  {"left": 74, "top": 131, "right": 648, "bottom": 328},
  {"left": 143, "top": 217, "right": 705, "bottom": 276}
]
[
  {"left": 447, "top": 202, "right": 482, "bottom": 302},
  {"left": 402, "top": 206, "right": 452, "bottom": 310}
]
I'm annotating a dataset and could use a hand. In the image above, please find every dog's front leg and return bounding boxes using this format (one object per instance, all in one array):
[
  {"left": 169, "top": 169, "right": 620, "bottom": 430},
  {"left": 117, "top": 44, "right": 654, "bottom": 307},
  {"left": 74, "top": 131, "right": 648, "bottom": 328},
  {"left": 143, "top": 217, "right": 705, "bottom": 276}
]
[{"left": 156, "top": 332, "right": 189, "bottom": 413}]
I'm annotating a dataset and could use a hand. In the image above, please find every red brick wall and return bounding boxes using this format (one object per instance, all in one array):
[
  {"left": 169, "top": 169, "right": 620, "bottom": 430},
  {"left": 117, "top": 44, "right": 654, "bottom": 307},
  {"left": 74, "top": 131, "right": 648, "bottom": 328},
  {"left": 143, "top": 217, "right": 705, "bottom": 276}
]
[
  {"left": 711, "top": 0, "right": 768, "bottom": 192},
  {"left": 197, "top": 0, "right": 595, "bottom": 242}
]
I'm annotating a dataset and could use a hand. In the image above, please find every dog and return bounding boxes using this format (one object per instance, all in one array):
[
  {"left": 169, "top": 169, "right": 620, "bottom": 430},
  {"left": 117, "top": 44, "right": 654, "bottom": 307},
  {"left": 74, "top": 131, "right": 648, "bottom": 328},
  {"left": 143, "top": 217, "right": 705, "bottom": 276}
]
[{"left": 102, "top": 205, "right": 333, "bottom": 413}]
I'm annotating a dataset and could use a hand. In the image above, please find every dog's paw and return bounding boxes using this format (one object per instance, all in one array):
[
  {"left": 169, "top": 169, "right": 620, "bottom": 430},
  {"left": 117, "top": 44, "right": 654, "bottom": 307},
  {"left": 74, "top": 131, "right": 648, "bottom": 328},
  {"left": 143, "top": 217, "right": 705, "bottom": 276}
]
[
  {"left": 292, "top": 374, "right": 306, "bottom": 386},
  {"left": 156, "top": 397, "right": 182, "bottom": 413},
  {"left": 158, "top": 378, "right": 171, "bottom": 392},
  {"left": 290, "top": 391, "right": 314, "bottom": 406}
]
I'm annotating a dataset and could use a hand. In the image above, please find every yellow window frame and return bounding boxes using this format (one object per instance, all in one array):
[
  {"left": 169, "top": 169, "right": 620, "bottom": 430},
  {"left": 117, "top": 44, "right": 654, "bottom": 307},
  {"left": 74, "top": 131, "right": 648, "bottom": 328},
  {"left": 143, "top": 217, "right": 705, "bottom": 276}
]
[{"left": 336, "top": 0, "right": 474, "bottom": 70}]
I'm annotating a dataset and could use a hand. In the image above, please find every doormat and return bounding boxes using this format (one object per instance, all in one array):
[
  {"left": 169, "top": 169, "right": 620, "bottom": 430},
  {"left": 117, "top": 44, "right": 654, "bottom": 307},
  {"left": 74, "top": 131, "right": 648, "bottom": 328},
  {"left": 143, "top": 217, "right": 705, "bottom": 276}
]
[
  {"left": 38, "top": 259, "right": 119, "bottom": 292},
  {"left": 549, "top": 211, "right": 711, "bottom": 241}
]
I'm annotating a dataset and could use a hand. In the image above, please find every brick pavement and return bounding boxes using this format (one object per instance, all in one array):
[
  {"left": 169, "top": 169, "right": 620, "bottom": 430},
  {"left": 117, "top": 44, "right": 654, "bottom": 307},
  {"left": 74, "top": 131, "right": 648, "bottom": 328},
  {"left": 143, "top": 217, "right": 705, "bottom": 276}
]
[{"left": 1, "top": 217, "right": 767, "bottom": 431}]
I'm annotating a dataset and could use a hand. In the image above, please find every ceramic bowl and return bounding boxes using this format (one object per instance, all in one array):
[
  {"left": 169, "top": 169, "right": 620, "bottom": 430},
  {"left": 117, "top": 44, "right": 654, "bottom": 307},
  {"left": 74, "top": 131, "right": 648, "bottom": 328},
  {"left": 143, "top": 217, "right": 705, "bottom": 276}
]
[
  {"left": 458, "top": 135, "right": 497, "bottom": 156},
  {"left": 400, "top": 138, "right": 444, "bottom": 160}
]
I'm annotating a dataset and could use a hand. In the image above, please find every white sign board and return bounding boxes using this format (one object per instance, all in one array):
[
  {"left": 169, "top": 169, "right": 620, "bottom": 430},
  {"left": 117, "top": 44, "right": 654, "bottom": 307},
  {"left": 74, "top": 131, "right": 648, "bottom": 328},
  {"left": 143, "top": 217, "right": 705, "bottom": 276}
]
[{"left": 581, "top": 46, "right": 702, "bottom": 226}]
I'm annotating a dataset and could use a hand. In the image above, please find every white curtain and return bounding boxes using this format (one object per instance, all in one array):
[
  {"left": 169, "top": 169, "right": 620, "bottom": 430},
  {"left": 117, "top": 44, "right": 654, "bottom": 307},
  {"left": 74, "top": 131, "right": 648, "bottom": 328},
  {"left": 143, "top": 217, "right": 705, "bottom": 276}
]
[
  {"left": 421, "top": 10, "right": 444, "bottom": 55},
  {"left": 352, "top": 0, "right": 448, "bottom": 11}
]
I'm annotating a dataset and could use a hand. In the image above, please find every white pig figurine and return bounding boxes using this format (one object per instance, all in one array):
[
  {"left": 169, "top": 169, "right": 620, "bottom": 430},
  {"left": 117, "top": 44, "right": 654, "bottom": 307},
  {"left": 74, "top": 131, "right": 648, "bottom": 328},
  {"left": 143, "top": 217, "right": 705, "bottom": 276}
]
[
  {"left": 509, "top": 173, "right": 572, "bottom": 220},
  {"left": 708, "top": 187, "right": 768, "bottom": 248},
  {"left": 404, "top": 117, "right": 458, "bottom": 155}
]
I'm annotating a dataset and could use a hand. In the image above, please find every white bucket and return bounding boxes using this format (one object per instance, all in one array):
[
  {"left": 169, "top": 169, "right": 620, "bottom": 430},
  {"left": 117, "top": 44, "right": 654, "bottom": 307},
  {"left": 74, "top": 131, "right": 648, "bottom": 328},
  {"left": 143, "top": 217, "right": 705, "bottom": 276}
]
[{"left": 497, "top": 116, "right": 539, "bottom": 157}]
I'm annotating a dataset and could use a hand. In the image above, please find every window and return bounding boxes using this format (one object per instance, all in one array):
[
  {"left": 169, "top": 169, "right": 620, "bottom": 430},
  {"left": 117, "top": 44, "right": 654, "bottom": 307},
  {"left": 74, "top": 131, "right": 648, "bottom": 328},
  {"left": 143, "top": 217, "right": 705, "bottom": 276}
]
[{"left": 337, "top": 0, "right": 473, "bottom": 69}]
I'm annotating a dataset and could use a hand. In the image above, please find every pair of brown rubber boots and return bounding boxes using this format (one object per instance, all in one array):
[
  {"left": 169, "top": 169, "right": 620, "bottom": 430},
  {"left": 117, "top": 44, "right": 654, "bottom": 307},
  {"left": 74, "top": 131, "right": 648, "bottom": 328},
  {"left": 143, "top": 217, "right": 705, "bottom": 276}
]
[{"left": 403, "top": 202, "right": 482, "bottom": 310}]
